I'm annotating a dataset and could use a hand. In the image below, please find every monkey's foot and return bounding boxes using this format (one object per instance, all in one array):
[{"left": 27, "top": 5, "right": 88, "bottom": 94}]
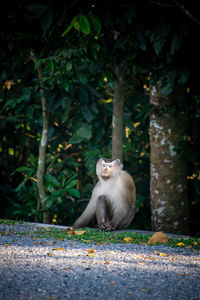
[{"left": 99, "top": 222, "right": 114, "bottom": 231}]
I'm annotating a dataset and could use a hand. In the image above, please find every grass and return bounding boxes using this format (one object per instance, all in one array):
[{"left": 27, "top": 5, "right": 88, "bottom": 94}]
[
  {"left": 0, "top": 219, "right": 199, "bottom": 249},
  {"left": 32, "top": 227, "right": 200, "bottom": 249}
]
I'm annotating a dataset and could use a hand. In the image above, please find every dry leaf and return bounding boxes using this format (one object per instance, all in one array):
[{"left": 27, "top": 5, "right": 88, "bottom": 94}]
[
  {"left": 95, "top": 242, "right": 110, "bottom": 245},
  {"left": 86, "top": 248, "right": 96, "bottom": 254},
  {"left": 137, "top": 262, "right": 145, "bottom": 265},
  {"left": 124, "top": 237, "right": 133, "bottom": 243},
  {"left": 143, "top": 256, "right": 156, "bottom": 260},
  {"left": 34, "top": 242, "right": 42, "bottom": 245},
  {"left": 105, "top": 261, "right": 111, "bottom": 264},
  {"left": 46, "top": 241, "right": 54, "bottom": 245},
  {"left": 47, "top": 252, "right": 53, "bottom": 257},
  {"left": 154, "top": 251, "right": 169, "bottom": 257},
  {"left": 148, "top": 232, "right": 169, "bottom": 244},
  {"left": 52, "top": 248, "right": 65, "bottom": 251},
  {"left": 60, "top": 267, "right": 72, "bottom": 271},
  {"left": 67, "top": 228, "right": 86, "bottom": 236},
  {"left": 110, "top": 281, "right": 116, "bottom": 285},
  {"left": 178, "top": 273, "right": 187, "bottom": 276},
  {"left": 4, "top": 244, "right": 11, "bottom": 246},
  {"left": 177, "top": 242, "right": 185, "bottom": 247}
]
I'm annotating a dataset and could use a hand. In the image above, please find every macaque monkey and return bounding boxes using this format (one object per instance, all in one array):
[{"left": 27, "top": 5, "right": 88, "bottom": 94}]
[{"left": 73, "top": 158, "right": 136, "bottom": 231}]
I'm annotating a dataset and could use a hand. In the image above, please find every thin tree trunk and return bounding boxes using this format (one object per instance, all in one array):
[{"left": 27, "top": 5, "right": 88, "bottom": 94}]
[
  {"left": 149, "top": 84, "right": 189, "bottom": 234},
  {"left": 112, "top": 65, "right": 124, "bottom": 161},
  {"left": 30, "top": 50, "right": 50, "bottom": 224}
]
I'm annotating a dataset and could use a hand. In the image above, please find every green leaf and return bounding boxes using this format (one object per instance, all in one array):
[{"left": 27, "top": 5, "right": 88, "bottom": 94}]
[
  {"left": 66, "top": 61, "right": 72, "bottom": 72},
  {"left": 82, "top": 105, "right": 93, "bottom": 122},
  {"left": 65, "top": 188, "right": 80, "bottom": 198},
  {"left": 48, "top": 58, "right": 54, "bottom": 72},
  {"left": 12, "top": 166, "right": 31, "bottom": 175},
  {"left": 65, "top": 179, "right": 78, "bottom": 189},
  {"left": 44, "top": 174, "right": 60, "bottom": 188},
  {"left": 61, "top": 16, "right": 78, "bottom": 37},
  {"left": 79, "top": 15, "right": 91, "bottom": 35},
  {"left": 89, "top": 15, "right": 101, "bottom": 33}
]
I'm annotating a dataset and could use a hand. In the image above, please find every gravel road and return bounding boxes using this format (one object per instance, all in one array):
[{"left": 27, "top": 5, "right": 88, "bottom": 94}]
[{"left": 0, "top": 223, "right": 200, "bottom": 300}]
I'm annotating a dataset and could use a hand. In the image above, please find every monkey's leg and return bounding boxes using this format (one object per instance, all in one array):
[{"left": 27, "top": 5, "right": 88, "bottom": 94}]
[{"left": 96, "top": 195, "right": 111, "bottom": 230}]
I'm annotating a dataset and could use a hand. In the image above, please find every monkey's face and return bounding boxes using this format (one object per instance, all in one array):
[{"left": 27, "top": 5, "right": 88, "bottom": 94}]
[{"left": 96, "top": 158, "right": 122, "bottom": 180}]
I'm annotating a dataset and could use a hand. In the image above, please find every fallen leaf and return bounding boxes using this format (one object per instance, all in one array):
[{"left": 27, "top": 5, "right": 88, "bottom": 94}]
[
  {"left": 193, "top": 241, "right": 198, "bottom": 246},
  {"left": 47, "top": 252, "right": 53, "bottom": 257},
  {"left": 124, "top": 237, "right": 133, "bottom": 243},
  {"left": 46, "top": 241, "right": 54, "bottom": 245},
  {"left": 82, "top": 240, "right": 91, "bottom": 243},
  {"left": 95, "top": 242, "right": 110, "bottom": 245},
  {"left": 110, "top": 281, "right": 116, "bottom": 285},
  {"left": 137, "top": 262, "right": 145, "bottom": 265},
  {"left": 74, "top": 230, "right": 86, "bottom": 235},
  {"left": 127, "top": 292, "right": 133, "bottom": 295},
  {"left": 105, "top": 261, "right": 111, "bottom": 264},
  {"left": 154, "top": 251, "right": 169, "bottom": 257},
  {"left": 143, "top": 256, "right": 156, "bottom": 260},
  {"left": 148, "top": 232, "right": 169, "bottom": 244},
  {"left": 56, "top": 238, "right": 64, "bottom": 241},
  {"left": 136, "top": 255, "right": 143, "bottom": 259},
  {"left": 52, "top": 248, "right": 65, "bottom": 251},
  {"left": 86, "top": 248, "right": 96, "bottom": 254},
  {"left": 4, "top": 244, "right": 11, "bottom": 246},
  {"left": 192, "top": 258, "right": 200, "bottom": 261},
  {"left": 60, "top": 267, "right": 72, "bottom": 271},
  {"left": 34, "top": 242, "right": 42, "bottom": 245},
  {"left": 87, "top": 254, "right": 95, "bottom": 257},
  {"left": 67, "top": 228, "right": 86, "bottom": 236},
  {"left": 141, "top": 289, "right": 150, "bottom": 292},
  {"left": 177, "top": 242, "right": 185, "bottom": 247},
  {"left": 178, "top": 273, "right": 187, "bottom": 276}
]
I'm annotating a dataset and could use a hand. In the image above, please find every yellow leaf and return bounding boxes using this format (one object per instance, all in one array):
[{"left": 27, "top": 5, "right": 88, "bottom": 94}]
[
  {"left": 133, "top": 121, "right": 140, "bottom": 128},
  {"left": 82, "top": 240, "right": 91, "bottom": 243},
  {"left": 86, "top": 248, "right": 96, "bottom": 253},
  {"left": 143, "top": 256, "right": 156, "bottom": 260},
  {"left": 193, "top": 241, "right": 198, "bottom": 246},
  {"left": 177, "top": 242, "right": 185, "bottom": 247},
  {"left": 46, "top": 241, "right": 54, "bottom": 245},
  {"left": 52, "top": 248, "right": 65, "bottom": 251},
  {"left": 154, "top": 251, "right": 169, "bottom": 257},
  {"left": 67, "top": 228, "right": 86, "bottom": 235},
  {"left": 124, "top": 237, "right": 133, "bottom": 243},
  {"left": 74, "top": 230, "right": 86, "bottom": 236},
  {"left": 87, "top": 254, "right": 95, "bottom": 257},
  {"left": 4, "top": 244, "right": 11, "bottom": 246},
  {"left": 148, "top": 232, "right": 169, "bottom": 244}
]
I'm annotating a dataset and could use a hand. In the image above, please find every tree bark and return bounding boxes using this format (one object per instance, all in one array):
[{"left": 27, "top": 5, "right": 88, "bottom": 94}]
[
  {"left": 149, "top": 84, "right": 189, "bottom": 234},
  {"left": 30, "top": 50, "right": 50, "bottom": 224},
  {"left": 112, "top": 65, "right": 124, "bottom": 161}
]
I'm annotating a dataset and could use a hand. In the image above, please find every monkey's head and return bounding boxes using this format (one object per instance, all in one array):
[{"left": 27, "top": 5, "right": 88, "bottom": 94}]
[{"left": 96, "top": 158, "right": 123, "bottom": 180}]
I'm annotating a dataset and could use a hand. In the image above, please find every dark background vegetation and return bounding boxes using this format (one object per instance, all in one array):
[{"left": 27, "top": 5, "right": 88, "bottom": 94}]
[{"left": 0, "top": 0, "right": 200, "bottom": 236}]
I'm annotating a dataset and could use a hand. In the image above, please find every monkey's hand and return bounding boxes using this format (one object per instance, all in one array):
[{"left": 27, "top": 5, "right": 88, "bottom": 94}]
[{"left": 99, "top": 221, "right": 115, "bottom": 231}]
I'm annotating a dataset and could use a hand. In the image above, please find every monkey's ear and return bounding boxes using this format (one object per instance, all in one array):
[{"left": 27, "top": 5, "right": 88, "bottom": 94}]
[{"left": 116, "top": 158, "right": 123, "bottom": 169}]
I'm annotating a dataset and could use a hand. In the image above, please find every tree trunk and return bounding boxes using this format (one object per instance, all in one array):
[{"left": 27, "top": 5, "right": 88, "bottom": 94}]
[
  {"left": 112, "top": 65, "right": 124, "bottom": 161},
  {"left": 30, "top": 50, "right": 50, "bottom": 224},
  {"left": 149, "top": 84, "right": 189, "bottom": 234}
]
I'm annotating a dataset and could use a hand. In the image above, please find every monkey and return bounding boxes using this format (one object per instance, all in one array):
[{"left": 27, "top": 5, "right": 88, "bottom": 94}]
[{"left": 73, "top": 158, "right": 136, "bottom": 231}]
